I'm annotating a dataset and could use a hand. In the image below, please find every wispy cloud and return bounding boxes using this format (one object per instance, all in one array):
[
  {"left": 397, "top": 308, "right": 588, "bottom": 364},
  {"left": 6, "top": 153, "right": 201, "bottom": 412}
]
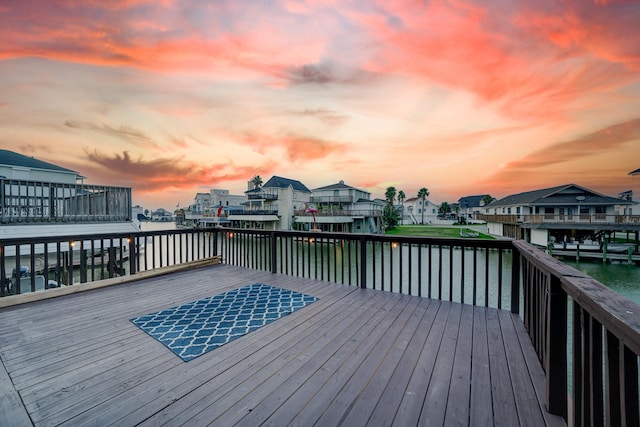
[
  {"left": 290, "top": 108, "right": 349, "bottom": 126},
  {"left": 480, "top": 118, "right": 640, "bottom": 194},
  {"left": 64, "top": 120, "right": 159, "bottom": 148},
  {"left": 241, "top": 131, "right": 347, "bottom": 162},
  {"left": 81, "top": 149, "right": 277, "bottom": 193}
]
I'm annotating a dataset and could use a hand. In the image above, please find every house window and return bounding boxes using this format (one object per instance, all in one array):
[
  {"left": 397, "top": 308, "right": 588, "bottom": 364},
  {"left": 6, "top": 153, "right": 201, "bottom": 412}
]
[
  {"left": 516, "top": 207, "right": 521, "bottom": 214},
  {"left": 432, "top": 209, "right": 436, "bottom": 214},
  {"left": 544, "top": 207, "right": 554, "bottom": 220}
]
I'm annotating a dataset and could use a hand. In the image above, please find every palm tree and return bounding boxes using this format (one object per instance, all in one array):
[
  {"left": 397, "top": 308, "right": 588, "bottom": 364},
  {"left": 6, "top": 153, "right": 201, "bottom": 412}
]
[
  {"left": 482, "top": 195, "right": 494, "bottom": 207},
  {"left": 417, "top": 187, "right": 429, "bottom": 224},
  {"left": 251, "top": 175, "right": 263, "bottom": 189},
  {"left": 385, "top": 186, "right": 397, "bottom": 205},
  {"left": 397, "top": 190, "right": 406, "bottom": 225}
]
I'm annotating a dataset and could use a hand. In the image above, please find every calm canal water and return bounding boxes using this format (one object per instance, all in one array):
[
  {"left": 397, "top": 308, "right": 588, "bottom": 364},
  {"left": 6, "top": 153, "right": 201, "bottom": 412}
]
[{"left": 565, "top": 260, "right": 640, "bottom": 306}]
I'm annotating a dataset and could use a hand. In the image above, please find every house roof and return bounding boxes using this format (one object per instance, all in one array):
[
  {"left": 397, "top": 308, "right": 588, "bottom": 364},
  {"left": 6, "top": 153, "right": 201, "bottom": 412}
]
[
  {"left": 0, "top": 149, "right": 79, "bottom": 175},
  {"left": 313, "top": 180, "right": 365, "bottom": 192},
  {"left": 262, "top": 175, "right": 311, "bottom": 192},
  {"left": 458, "top": 195, "right": 490, "bottom": 209},
  {"left": 490, "top": 184, "right": 634, "bottom": 207}
]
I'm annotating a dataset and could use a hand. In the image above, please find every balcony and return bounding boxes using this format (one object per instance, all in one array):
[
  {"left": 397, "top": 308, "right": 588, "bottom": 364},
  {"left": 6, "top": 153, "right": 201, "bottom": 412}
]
[
  {"left": 1, "top": 229, "right": 639, "bottom": 425},
  {"left": 247, "top": 191, "right": 278, "bottom": 201},
  {"left": 0, "top": 178, "right": 132, "bottom": 223},
  {"left": 309, "top": 195, "right": 354, "bottom": 204},
  {"left": 295, "top": 209, "right": 382, "bottom": 218},
  {"left": 478, "top": 213, "right": 640, "bottom": 227}
]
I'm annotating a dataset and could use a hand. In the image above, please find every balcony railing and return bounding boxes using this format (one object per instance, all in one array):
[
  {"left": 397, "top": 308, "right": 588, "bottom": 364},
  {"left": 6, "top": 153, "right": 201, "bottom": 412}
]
[
  {"left": 0, "top": 178, "right": 132, "bottom": 223},
  {"left": 2, "top": 227, "right": 639, "bottom": 424},
  {"left": 295, "top": 209, "right": 382, "bottom": 218},
  {"left": 478, "top": 213, "right": 640, "bottom": 225},
  {"left": 309, "top": 195, "right": 354, "bottom": 203},
  {"left": 229, "top": 210, "right": 279, "bottom": 216},
  {"left": 247, "top": 191, "right": 278, "bottom": 200}
]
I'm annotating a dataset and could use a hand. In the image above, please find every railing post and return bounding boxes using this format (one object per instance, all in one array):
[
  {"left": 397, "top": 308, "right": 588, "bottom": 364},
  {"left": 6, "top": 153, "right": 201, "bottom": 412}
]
[
  {"left": 128, "top": 235, "right": 136, "bottom": 275},
  {"left": 212, "top": 228, "right": 218, "bottom": 259},
  {"left": 510, "top": 244, "right": 521, "bottom": 314},
  {"left": 270, "top": 231, "right": 277, "bottom": 274},
  {"left": 359, "top": 235, "right": 367, "bottom": 289},
  {"left": 546, "top": 274, "right": 568, "bottom": 418}
]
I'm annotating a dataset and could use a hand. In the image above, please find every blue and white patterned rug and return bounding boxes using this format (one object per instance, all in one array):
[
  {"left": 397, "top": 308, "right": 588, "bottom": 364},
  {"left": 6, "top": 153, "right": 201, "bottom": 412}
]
[{"left": 130, "top": 283, "right": 318, "bottom": 362}]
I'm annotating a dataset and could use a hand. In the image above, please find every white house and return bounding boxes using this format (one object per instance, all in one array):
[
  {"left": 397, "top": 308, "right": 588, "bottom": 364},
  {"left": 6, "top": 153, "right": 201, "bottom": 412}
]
[
  {"left": 296, "top": 180, "right": 384, "bottom": 233},
  {"left": 402, "top": 197, "right": 439, "bottom": 224},
  {"left": 228, "top": 176, "right": 311, "bottom": 230}
]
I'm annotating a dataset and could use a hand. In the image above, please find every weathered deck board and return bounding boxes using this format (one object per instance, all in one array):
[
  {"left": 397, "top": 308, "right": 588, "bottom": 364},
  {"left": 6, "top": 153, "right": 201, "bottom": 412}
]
[{"left": 0, "top": 264, "right": 565, "bottom": 426}]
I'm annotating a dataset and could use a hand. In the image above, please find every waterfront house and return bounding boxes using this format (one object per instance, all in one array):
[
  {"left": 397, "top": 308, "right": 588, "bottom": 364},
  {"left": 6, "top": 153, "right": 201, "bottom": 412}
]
[
  {"left": 480, "top": 183, "right": 638, "bottom": 248},
  {"left": 457, "top": 194, "right": 492, "bottom": 222},
  {"left": 150, "top": 208, "right": 173, "bottom": 221},
  {"left": 0, "top": 149, "right": 137, "bottom": 239},
  {"left": 228, "top": 176, "right": 311, "bottom": 230},
  {"left": 402, "top": 196, "right": 439, "bottom": 224},
  {"left": 185, "top": 189, "right": 247, "bottom": 227},
  {"left": 295, "top": 180, "right": 384, "bottom": 233}
]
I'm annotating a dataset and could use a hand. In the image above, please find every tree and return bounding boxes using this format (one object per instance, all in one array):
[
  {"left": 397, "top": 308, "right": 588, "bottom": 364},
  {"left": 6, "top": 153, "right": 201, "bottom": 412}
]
[
  {"left": 397, "top": 190, "right": 406, "bottom": 225},
  {"left": 439, "top": 201, "right": 451, "bottom": 216},
  {"left": 417, "top": 187, "right": 429, "bottom": 224},
  {"left": 482, "top": 195, "right": 494, "bottom": 206},
  {"left": 383, "top": 186, "right": 399, "bottom": 230},
  {"left": 383, "top": 203, "right": 400, "bottom": 231},
  {"left": 385, "top": 186, "right": 397, "bottom": 205},
  {"left": 251, "top": 175, "right": 263, "bottom": 189}
]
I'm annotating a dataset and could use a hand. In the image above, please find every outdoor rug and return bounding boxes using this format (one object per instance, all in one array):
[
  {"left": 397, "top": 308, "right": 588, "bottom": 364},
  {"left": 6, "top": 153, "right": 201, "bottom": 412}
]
[{"left": 130, "top": 283, "right": 318, "bottom": 362}]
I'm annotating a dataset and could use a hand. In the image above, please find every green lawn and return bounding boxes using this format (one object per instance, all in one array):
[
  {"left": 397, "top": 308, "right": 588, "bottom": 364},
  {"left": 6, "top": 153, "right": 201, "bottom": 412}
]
[{"left": 385, "top": 225, "right": 495, "bottom": 239}]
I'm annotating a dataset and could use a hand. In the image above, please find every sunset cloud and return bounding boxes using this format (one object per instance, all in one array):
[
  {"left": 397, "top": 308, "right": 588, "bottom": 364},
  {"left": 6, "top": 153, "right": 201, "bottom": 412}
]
[
  {"left": 64, "top": 120, "right": 158, "bottom": 148},
  {"left": 1, "top": 0, "right": 639, "bottom": 208},
  {"left": 81, "top": 150, "right": 277, "bottom": 193}
]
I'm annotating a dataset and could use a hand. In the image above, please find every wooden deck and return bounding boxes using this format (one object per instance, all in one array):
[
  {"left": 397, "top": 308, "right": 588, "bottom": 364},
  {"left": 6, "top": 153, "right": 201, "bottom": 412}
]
[{"left": 0, "top": 264, "right": 565, "bottom": 426}]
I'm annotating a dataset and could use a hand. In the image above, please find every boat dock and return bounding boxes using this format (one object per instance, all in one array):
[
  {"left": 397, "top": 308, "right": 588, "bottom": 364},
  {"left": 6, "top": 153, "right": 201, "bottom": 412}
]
[{"left": 550, "top": 248, "right": 640, "bottom": 264}]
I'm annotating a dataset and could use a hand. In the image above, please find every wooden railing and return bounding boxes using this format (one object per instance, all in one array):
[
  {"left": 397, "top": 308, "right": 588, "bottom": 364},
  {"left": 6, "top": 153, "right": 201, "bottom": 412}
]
[
  {"left": 2, "top": 226, "right": 639, "bottom": 424},
  {"left": 213, "top": 228, "right": 640, "bottom": 425},
  {"left": 0, "top": 228, "right": 216, "bottom": 297},
  {"left": 214, "top": 228, "right": 516, "bottom": 308},
  {"left": 515, "top": 240, "right": 640, "bottom": 425},
  {"left": 478, "top": 213, "right": 640, "bottom": 225}
]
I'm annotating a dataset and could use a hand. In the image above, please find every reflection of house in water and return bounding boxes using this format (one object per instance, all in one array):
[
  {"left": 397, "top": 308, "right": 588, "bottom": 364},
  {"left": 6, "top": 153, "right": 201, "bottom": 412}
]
[{"left": 296, "top": 181, "right": 384, "bottom": 233}]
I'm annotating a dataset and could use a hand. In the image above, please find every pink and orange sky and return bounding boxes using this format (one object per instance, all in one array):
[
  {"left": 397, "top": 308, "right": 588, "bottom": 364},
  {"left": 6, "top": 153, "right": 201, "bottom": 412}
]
[{"left": 1, "top": 0, "right": 639, "bottom": 210}]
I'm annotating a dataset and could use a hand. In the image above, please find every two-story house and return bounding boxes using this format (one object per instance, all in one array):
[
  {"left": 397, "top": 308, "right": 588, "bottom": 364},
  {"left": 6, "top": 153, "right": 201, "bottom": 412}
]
[
  {"left": 229, "top": 176, "right": 311, "bottom": 230},
  {"left": 402, "top": 197, "right": 439, "bottom": 224},
  {"left": 458, "top": 195, "right": 492, "bottom": 222},
  {"left": 481, "top": 183, "right": 637, "bottom": 248},
  {"left": 295, "top": 180, "right": 384, "bottom": 233}
]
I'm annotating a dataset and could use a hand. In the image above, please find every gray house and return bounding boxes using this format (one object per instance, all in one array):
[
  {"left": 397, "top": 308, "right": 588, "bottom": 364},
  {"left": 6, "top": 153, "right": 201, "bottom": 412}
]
[{"left": 481, "top": 184, "right": 637, "bottom": 247}]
